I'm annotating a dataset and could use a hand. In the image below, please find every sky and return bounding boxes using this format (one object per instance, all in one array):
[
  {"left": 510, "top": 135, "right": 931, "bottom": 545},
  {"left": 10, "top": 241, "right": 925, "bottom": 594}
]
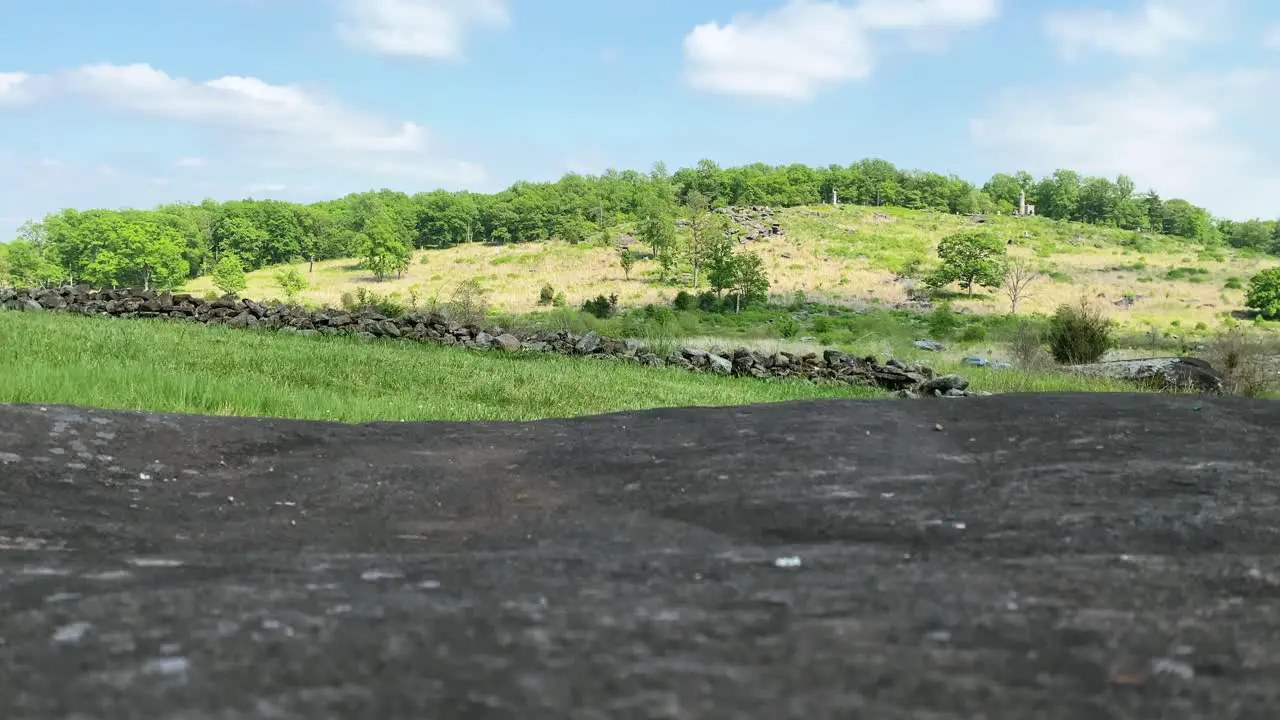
[{"left": 1, "top": 0, "right": 1278, "bottom": 240}]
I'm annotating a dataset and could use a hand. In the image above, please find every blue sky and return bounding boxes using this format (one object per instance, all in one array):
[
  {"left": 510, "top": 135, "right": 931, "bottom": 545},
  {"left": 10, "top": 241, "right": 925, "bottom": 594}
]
[{"left": 1, "top": 0, "right": 1278, "bottom": 240}]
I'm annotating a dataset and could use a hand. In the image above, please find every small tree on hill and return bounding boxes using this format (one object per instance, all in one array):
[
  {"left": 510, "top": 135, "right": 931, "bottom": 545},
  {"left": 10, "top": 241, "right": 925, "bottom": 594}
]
[
  {"left": 273, "top": 266, "right": 308, "bottom": 303},
  {"left": 212, "top": 253, "right": 247, "bottom": 296},
  {"left": 705, "top": 233, "right": 737, "bottom": 296},
  {"left": 1046, "top": 298, "right": 1114, "bottom": 364},
  {"left": 619, "top": 249, "right": 636, "bottom": 280},
  {"left": 728, "top": 251, "right": 770, "bottom": 313},
  {"left": 927, "top": 230, "right": 1008, "bottom": 296},
  {"left": 1245, "top": 268, "right": 1280, "bottom": 319},
  {"left": 1003, "top": 257, "right": 1041, "bottom": 314}
]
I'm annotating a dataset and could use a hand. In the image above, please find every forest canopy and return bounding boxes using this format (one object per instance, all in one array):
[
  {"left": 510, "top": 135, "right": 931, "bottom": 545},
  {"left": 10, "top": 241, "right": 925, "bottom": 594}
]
[{"left": 2, "top": 158, "right": 1277, "bottom": 291}]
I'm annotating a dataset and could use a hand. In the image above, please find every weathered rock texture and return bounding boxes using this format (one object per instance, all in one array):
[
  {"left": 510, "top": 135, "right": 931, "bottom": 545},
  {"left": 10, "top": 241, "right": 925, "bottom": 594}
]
[
  {"left": 0, "top": 286, "right": 973, "bottom": 397},
  {"left": 1067, "top": 357, "right": 1225, "bottom": 394},
  {"left": 1, "top": 395, "right": 1279, "bottom": 718}
]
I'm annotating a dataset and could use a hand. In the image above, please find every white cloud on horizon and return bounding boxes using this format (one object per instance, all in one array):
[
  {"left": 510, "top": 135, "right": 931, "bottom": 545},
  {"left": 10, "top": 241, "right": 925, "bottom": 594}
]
[
  {"left": 970, "top": 69, "right": 1280, "bottom": 220},
  {"left": 335, "top": 0, "right": 509, "bottom": 59},
  {"left": 682, "top": 0, "right": 999, "bottom": 101}
]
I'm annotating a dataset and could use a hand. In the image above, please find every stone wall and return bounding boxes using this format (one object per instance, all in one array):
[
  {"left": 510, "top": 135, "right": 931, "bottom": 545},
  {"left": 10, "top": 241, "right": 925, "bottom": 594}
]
[{"left": 1, "top": 286, "right": 977, "bottom": 397}]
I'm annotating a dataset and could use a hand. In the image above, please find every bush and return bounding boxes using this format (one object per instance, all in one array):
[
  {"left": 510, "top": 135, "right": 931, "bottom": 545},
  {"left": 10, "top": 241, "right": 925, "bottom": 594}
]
[
  {"left": 446, "top": 279, "right": 488, "bottom": 326},
  {"left": 341, "top": 286, "right": 408, "bottom": 318},
  {"left": 959, "top": 323, "right": 987, "bottom": 343},
  {"left": 1007, "top": 321, "right": 1048, "bottom": 368},
  {"left": 672, "top": 291, "right": 696, "bottom": 311},
  {"left": 1201, "top": 329, "right": 1277, "bottom": 398},
  {"left": 553, "top": 292, "right": 567, "bottom": 308},
  {"left": 1245, "top": 268, "right": 1280, "bottom": 319},
  {"left": 775, "top": 316, "right": 800, "bottom": 339},
  {"left": 925, "top": 303, "right": 962, "bottom": 339},
  {"left": 1224, "top": 276, "right": 1243, "bottom": 290},
  {"left": 538, "top": 284, "right": 555, "bottom": 306},
  {"left": 581, "top": 294, "right": 618, "bottom": 319},
  {"left": 1046, "top": 299, "right": 1114, "bottom": 364},
  {"left": 697, "top": 291, "right": 722, "bottom": 313}
]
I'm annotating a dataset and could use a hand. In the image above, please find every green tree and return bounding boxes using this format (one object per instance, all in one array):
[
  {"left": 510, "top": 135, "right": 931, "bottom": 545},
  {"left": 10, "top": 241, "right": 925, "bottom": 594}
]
[
  {"left": 728, "top": 251, "right": 770, "bottom": 313},
  {"left": 637, "top": 194, "right": 676, "bottom": 260},
  {"left": 212, "top": 215, "right": 270, "bottom": 270},
  {"left": 619, "top": 249, "right": 636, "bottom": 280},
  {"left": 2, "top": 240, "right": 61, "bottom": 287},
  {"left": 683, "top": 189, "right": 728, "bottom": 290},
  {"left": 211, "top": 253, "right": 248, "bottom": 296},
  {"left": 927, "top": 230, "right": 1008, "bottom": 296},
  {"left": 273, "top": 266, "right": 308, "bottom": 302},
  {"left": 0, "top": 244, "right": 9, "bottom": 285},
  {"left": 1245, "top": 268, "right": 1280, "bottom": 319},
  {"left": 705, "top": 232, "right": 737, "bottom": 295}
]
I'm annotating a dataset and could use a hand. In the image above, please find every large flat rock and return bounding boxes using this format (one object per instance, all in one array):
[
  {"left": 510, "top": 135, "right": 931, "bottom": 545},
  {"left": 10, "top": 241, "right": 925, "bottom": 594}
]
[{"left": 1, "top": 394, "right": 1279, "bottom": 718}]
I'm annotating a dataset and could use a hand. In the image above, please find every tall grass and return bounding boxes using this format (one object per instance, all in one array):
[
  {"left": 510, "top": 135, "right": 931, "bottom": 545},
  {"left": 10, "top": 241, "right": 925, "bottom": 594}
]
[{"left": 0, "top": 311, "right": 883, "bottom": 423}]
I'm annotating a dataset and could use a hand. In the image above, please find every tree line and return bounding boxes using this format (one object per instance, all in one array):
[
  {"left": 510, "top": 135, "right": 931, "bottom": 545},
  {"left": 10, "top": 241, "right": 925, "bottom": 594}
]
[{"left": 2, "top": 157, "right": 1277, "bottom": 292}]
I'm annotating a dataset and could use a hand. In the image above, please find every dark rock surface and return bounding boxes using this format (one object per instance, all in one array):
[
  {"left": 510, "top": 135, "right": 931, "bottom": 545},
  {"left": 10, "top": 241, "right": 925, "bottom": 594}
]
[{"left": 2, "top": 394, "right": 1279, "bottom": 718}]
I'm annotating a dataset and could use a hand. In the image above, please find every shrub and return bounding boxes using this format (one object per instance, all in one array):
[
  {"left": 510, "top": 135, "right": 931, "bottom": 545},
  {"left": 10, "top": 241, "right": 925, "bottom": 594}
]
[
  {"left": 775, "top": 316, "right": 800, "bottom": 339},
  {"left": 538, "top": 284, "right": 555, "bottom": 305},
  {"left": 1224, "top": 276, "right": 1244, "bottom": 290},
  {"left": 552, "top": 292, "right": 567, "bottom": 307},
  {"left": 272, "top": 267, "right": 308, "bottom": 302},
  {"left": 1201, "top": 329, "right": 1277, "bottom": 398},
  {"left": 1007, "top": 321, "right": 1048, "bottom": 368},
  {"left": 1245, "top": 268, "right": 1280, "bottom": 319},
  {"left": 446, "top": 279, "right": 488, "bottom": 326},
  {"left": 925, "top": 303, "right": 962, "bottom": 339},
  {"left": 811, "top": 315, "right": 831, "bottom": 333},
  {"left": 959, "top": 323, "right": 987, "bottom": 343},
  {"left": 211, "top": 254, "right": 247, "bottom": 297},
  {"left": 672, "top": 291, "right": 696, "bottom": 311},
  {"left": 581, "top": 294, "right": 617, "bottom": 319},
  {"left": 696, "top": 291, "right": 722, "bottom": 313},
  {"left": 1046, "top": 298, "right": 1114, "bottom": 364}
]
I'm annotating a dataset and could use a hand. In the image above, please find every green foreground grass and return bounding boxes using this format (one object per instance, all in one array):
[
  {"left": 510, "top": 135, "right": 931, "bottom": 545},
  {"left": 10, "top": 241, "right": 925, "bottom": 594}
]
[{"left": 0, "top": 311, "right": 1138, "bottom": 423}]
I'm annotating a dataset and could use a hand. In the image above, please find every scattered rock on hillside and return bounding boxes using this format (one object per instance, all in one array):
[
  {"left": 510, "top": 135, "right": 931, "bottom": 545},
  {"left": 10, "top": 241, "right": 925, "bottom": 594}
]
[{"left": 914, "top": 340, "right": 945, "bottom": 352}]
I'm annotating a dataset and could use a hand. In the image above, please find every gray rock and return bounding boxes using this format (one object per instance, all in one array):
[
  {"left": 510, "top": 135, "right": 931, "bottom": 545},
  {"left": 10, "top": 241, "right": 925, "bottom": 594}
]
[
  {"left": 473, "top": 332, "right": 494, "bottom": 346},
  {"left": 575, "top": 331, "right": 602, "bottom": 354},
  {"left": 493, "top": 333, "right": 521, "bottom": 352},
  {"left": 20, "top": 299, "right": 43, "bottom": 312},
  {"left": 708, "top": 353, "right": 733, "bottom": 375},
  {"left": 920, "top": 375, "right": 969, "bottom": 395},
  {"left": 227, "top": 311, "right": 258, "bottom": 328},
  {"left": 914, "top": 340, "right": 945, "bottom": 352}
]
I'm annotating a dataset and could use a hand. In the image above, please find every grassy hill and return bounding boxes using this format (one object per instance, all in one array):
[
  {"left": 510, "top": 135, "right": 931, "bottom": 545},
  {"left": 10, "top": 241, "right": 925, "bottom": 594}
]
[{"left": 184, "top": 204, "right": 1277, "bottom": 333}]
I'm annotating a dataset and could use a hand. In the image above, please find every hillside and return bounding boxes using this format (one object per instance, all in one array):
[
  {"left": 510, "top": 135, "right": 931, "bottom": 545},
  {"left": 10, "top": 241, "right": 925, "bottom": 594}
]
[{"left": 183, "top": 204, "right": 1277, "bottom": 332}]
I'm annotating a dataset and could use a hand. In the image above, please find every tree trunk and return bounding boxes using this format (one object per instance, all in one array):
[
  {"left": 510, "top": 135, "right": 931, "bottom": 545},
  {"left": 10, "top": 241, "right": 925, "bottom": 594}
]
[{"left": 967, "top": 279, "right": 974, "bottom": 296}]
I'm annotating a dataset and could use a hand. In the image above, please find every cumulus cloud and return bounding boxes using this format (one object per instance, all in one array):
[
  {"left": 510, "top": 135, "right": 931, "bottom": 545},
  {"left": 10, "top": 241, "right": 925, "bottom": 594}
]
[
  {"left": 682, "top": 0, "right": 999, "bottom": 101},
  {"left": 0, "top": 62, "right": 484, "bottom": 185},
  {"left": 969, "top": 70, "right": 1280, "bottom": 220},
  {"left": 1042, "top": 1, "right": 1209, "bottom": 60},
  {"left": 335, "top": 0, "right": 509, "bottom": 59}
]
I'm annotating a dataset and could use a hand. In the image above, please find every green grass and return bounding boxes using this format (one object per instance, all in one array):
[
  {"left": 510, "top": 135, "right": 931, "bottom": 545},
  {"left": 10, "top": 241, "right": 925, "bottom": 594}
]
[{"left": 0, "top": 310, "right": 886, "bottom": 423}]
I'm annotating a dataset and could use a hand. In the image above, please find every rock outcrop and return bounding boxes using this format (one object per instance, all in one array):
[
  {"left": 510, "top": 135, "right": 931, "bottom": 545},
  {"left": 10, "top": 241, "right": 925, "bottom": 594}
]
[{"left": 1066, "top": 357, "right": 1225, "bottom": 394}]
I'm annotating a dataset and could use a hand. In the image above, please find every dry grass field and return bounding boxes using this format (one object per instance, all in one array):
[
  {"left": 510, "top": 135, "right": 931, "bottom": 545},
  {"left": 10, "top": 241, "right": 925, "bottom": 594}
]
[{"left": 183, "top": 204, "right": 1277, "bottom": 332}]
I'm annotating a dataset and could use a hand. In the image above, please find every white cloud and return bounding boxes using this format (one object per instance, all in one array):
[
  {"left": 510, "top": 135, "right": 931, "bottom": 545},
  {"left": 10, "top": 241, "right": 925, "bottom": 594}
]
[
  {"left": 969, "top": 70, "right": 1280, "bottom": 220},
  {"left": 682, "top": 0, "right": 999, "bottom": 101},
  {"left": 1264, "top": 25, "right": 1280, "bottom": 49},
  {"left": 335, "top": 0, "right": 509, "bottom": 59},
  {"left": 174, "top": 157, "right": 205, "bottom": 168},
  {"left": 0, "top": 72, "right": 33, "bottom": 105},
  {"left": 1042, "top": 1, "right": 1206, "bottom": 60},
  {"left": 0, "top": 62, "right": 484, "bottom": 186}
]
